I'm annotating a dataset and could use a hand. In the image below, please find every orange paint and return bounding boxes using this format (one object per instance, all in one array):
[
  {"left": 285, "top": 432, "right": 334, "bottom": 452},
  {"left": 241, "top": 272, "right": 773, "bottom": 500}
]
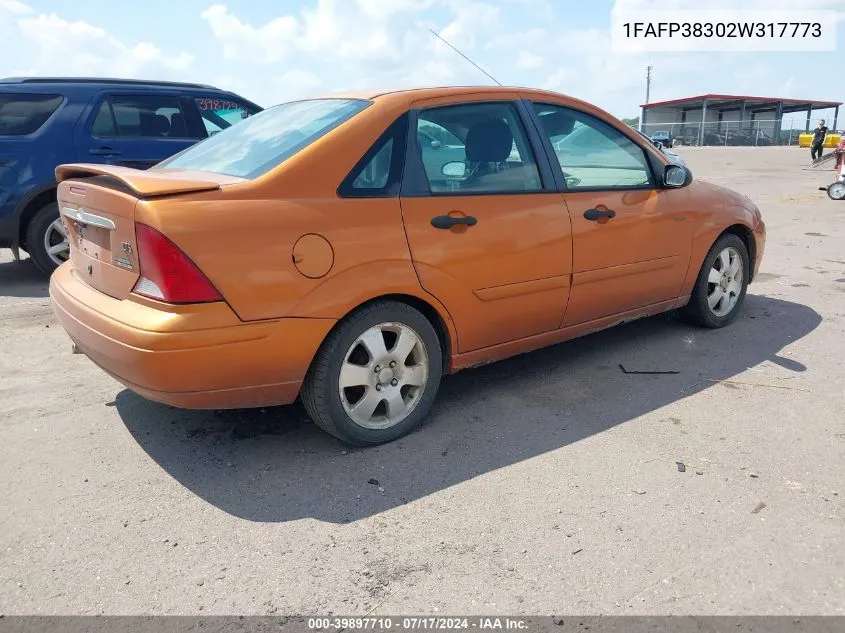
[{"left": 49, "top": 87, "right": 765, "bottom": 410}]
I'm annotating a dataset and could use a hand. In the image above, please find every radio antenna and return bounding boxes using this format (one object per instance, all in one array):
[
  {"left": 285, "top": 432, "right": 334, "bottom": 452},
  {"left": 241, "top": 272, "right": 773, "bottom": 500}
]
[{"left": 428, "top": 28, "right": 502, "bottom": 86}]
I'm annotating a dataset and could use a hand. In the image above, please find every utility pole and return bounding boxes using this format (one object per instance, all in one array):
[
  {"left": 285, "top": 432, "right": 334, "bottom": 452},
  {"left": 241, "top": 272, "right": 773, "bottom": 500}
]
[{"left": 640, "top": 64, "right": 653, "bottom": 133}]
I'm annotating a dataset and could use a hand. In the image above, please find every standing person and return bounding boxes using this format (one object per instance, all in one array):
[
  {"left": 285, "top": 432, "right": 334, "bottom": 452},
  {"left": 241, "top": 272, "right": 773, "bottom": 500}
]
[{"left": 811, "top": 119, "right": 828, "bottom": 161}]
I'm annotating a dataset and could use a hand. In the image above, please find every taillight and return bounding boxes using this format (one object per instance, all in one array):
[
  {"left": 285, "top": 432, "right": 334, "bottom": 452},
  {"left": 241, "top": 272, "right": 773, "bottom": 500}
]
[{"left": 132, "top": 223, "right": 222, "bottom": 304}]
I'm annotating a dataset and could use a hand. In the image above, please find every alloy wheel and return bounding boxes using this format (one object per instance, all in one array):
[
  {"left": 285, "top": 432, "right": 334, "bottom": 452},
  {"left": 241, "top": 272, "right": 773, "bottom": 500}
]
[
  {"left": 338, "top": 322, "right": 429, "bottom": 430},
  {"left": 43, "top": 218, "right": 70, "bottom": 266},
  {"left": 706, "top": 246, "right": 743, "bottom": 317}
]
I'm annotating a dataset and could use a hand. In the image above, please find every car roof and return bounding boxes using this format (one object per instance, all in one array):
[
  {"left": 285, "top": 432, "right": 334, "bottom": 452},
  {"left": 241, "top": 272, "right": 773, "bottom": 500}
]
[
  {"left": 309, "top": 85, "right": 589, "bottom": 107},
  {"left": 0, "top": 77, "right": 220, "bottom": 90}
]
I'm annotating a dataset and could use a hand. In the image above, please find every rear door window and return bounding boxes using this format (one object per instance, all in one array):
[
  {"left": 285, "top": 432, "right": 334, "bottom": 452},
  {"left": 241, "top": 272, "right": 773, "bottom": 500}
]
[
  {"left": 0, "top": 93, "right": 63, "bottom": 135},
  {"left": 91, "top": 95, "right": 195, "bottom": 139},
  {"left": 194, "top": 97, "right": 258, "bottom": 137}
]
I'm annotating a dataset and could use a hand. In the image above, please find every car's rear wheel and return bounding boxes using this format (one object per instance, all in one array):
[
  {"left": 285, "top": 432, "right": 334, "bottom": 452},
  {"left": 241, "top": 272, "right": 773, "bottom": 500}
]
[
  {"left": 681, "top": 233, "right": 749, "bottom": 328},
  {"left": 302, "top": 300, "right": 443, "bottom": 446},
  {"left": 25, "top": 202, "right": 67, "bottom": 275}
]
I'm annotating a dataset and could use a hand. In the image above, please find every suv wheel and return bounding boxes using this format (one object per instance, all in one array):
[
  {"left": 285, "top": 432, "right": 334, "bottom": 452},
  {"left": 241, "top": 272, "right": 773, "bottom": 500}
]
[{"left": 25, "top": 202, "right": 68, "bottom": 275}]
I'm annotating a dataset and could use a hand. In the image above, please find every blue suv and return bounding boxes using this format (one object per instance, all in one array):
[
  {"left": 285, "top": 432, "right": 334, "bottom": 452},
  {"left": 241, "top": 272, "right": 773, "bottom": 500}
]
[{"left": 0, "top": 77, "right": 261, "bottom": 274}]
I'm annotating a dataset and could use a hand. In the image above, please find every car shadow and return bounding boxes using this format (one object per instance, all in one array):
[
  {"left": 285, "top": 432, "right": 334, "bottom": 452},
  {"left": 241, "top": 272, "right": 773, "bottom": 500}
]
[
  {"left": 0, "top": 258, "right": 49, "bottom": 298},
  {"left": 115, "top": 294, "right": 820, "bottom": 523}
]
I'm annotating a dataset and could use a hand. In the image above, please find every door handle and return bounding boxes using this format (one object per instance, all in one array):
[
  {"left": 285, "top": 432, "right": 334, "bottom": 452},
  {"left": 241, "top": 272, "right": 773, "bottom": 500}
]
[
  {"left": 89, "top": 147, "right": 121, "bottom": 156},
  {"left": 583, "top": 208, "right": 616, "bottom": 221},
  {"left": 431, "top": 215, "right": 478, "bottom": 229}
]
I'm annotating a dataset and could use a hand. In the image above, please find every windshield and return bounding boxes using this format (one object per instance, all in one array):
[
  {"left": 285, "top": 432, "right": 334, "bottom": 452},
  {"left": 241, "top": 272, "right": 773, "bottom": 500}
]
[{"left": 156, "top": 98, "right": 370, "bottom": 179}]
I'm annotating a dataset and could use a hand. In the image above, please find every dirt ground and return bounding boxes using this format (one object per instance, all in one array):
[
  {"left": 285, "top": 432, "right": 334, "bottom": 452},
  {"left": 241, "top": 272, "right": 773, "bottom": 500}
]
[{"left": 0, "top": 147, "right": 843, "bottom": 616}]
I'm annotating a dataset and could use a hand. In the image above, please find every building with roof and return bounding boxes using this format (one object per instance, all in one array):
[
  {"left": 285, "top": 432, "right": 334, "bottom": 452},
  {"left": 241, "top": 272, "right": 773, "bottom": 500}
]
[{"left": 640, "top": 94, "right": 842, "bottom": 146}]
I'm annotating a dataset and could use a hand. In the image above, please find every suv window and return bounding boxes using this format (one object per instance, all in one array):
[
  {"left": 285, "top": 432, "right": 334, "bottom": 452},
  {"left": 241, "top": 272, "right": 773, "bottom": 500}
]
[
  {"left": 416, "top": 102, "right": 542, "bottom": 194},
  {"left": 195, "top": 97, "right": 256, "bottom": 136},
  {"left": 91, "top": 95, "right": 194, "bottom": 139},
  {"left": 0, "top": 93, "right": 63, "bottom": 136},
  {"left": 533, "top": 103, "right": 653, "bottom": 190}
]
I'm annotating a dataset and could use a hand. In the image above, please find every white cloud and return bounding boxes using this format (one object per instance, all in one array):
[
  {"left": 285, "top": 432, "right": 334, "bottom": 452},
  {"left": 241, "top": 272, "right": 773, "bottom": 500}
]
[
  {"left": 201, "top": 0, "right": 435, "bottom": 65},
  {"left": 0, "top": 0, "right": 31, "bottom": 14},
  {"left": 199, "top": 1, "right": 508, "bottom": 100},
  {"left": 7, "top": 11, "right": 195, "bottom": 79},
  {"left": 201, "top": 4, "right": 298, "bottom": 64},
  {"left": 516, "top": 51, "right": 544, "bottom": 70}
]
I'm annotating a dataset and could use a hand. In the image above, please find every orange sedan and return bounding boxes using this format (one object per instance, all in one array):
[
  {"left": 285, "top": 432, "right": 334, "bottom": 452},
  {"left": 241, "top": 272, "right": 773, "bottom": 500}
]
[{"left": 50, "top": 87, "right": 765, "bottom": 446}]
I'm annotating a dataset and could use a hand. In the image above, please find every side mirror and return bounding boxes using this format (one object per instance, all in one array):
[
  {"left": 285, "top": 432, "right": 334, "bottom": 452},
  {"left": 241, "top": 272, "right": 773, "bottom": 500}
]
[
  {"left": 430, "top": 139, "right": 442, "bottom": 149},
  {"left": 664, "top": 164, "right": 692, "bottom": 188},
  {"left": 441, "top": 161, "right": 466, "bottom": 178},
  {"left": 652, "top": 140, "right": 664, "bottom": 150}
]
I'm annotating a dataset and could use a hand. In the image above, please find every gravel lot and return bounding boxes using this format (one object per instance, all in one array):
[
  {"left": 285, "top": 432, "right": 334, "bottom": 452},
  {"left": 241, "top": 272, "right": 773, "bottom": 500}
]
[{"left": 1, "top": 147, "right": 843, "bottom": 616}]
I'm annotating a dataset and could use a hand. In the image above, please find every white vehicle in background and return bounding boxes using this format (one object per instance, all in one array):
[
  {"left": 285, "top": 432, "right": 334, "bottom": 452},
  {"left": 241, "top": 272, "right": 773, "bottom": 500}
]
[{"left": 634, "top": 128, "right": 687, "bottom": 167}]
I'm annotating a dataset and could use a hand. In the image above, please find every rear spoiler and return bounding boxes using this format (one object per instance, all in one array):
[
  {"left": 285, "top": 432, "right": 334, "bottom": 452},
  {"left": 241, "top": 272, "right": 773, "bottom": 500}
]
[{"left": 55, "top": 163, "right": 241, "bottom": 197}]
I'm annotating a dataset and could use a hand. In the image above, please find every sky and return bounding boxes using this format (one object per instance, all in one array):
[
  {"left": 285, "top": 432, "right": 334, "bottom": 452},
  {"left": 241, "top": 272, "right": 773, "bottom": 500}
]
[{"left": 0, "top": 0, "right": 843, "bottom": 122}]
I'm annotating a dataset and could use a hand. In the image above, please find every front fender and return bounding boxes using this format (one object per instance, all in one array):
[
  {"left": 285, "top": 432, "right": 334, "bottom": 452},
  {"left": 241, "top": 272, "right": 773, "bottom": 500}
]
[{"left": 680, "top": 196, "right": 759, "bottom": 297}]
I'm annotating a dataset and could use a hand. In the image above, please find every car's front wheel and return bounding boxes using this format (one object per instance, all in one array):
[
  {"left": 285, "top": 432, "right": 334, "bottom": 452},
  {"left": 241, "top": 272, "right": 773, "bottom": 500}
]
[
  {"left": 681, "top": 233, "right": 750, "bottom": 328},
  {"left": 302, "top": 300, "right": 443, "bottom": 446},
  {"left": 25, "top": 202, "right": 67, "bottom": 275}
]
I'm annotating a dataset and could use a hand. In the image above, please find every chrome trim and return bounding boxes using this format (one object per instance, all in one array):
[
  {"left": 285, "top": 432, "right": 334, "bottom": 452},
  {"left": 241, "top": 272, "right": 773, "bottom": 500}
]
[{"left": 61, "top": 207, "right": 116, "bottom": 230}]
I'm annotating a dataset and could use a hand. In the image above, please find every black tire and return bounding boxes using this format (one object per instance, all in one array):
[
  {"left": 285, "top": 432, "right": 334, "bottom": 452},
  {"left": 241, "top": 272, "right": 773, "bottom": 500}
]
[
  {"left": 24, "top": 202, "right": 64, "bottom": 275},
  {"left": 827, "top": 181, "right": 845, "bottom": 200},
  {"left": 680, "top": 233, "right": 750, "bottom": 329},
  {"left": 302, "top": 300, "right": 443, "bottom": 446}
]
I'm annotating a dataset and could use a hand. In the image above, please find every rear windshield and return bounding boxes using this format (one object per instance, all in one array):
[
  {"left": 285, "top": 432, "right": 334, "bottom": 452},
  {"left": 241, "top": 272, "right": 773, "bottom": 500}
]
[
  {"left": 0, "top": 93, "right": 63, "bottom": 136},
  {"left": 156, "top": 98, "right": 370, "bottom": 179}
]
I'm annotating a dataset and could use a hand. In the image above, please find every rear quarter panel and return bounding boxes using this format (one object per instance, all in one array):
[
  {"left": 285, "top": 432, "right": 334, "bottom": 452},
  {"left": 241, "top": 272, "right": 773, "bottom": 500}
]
[{"left": 136, "top": 194, "right": 425, "bottom": 322}]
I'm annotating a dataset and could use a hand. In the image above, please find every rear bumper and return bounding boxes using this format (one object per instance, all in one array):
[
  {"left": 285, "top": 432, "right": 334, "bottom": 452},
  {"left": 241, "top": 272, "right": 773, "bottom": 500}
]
[{"left": 50, "top": 263, "right": 335, "bottom": 409}]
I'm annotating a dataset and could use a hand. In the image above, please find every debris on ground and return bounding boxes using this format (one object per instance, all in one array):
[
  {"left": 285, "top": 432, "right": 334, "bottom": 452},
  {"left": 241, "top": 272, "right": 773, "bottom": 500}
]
[
  {"left": 632, "top": 490, "right": 647, "bottom": 495},
  {"left": 696, "top": 471, "right": 704, "bottom": 475},
  {"left": 619, "top": 364, "right": 680, "bottom": 375},
  {"left": 572, "top": 548, "right": 583, "bottom": 555},
  {"left": 752, "top": 502, "right": 766, "bottom": 514},
  {"left": 368, "top": 478, "right": 379, "bottom": 486},
  {"left": 676, "top": 461, "right": 686, "bottom": 473},
  {"left": 684, "top": 378, "right": 810, "bottom": 392},
  {"left": 750, "top": 474, "right": 759, "bottom": 479}
]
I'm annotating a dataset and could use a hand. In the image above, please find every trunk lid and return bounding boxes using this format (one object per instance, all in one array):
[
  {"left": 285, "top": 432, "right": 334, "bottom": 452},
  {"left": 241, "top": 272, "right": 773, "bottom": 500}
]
[{"left": 55, "top": 163, "right": 240, "bottom": 300}]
